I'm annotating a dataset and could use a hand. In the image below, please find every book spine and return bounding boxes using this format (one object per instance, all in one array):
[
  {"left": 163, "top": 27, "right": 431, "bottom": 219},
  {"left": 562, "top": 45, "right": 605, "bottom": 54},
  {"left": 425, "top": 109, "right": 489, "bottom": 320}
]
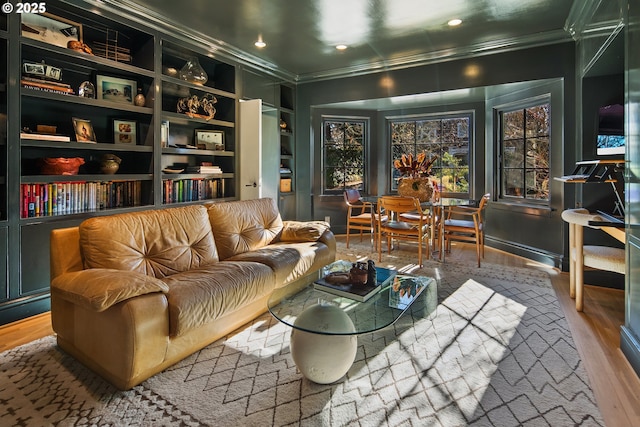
[{"left": 22, "top": 84, "right": 74, "bottom": 96}]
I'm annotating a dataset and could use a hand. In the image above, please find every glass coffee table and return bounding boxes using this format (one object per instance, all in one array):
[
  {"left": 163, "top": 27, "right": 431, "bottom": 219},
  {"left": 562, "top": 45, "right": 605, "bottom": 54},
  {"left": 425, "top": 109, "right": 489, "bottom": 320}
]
[{"left": 267, "top": 261, "right": 438, "bottom": 384}]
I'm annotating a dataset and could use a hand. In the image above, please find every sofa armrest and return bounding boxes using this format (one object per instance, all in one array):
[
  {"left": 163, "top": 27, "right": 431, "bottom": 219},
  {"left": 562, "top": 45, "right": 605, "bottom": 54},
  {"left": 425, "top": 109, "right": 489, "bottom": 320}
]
[
  {"left": 280, "top": 220, "right": 330, "bottom": 242},
  {"left": 51, "top": 268, "right": 169, "bottom": 312}
]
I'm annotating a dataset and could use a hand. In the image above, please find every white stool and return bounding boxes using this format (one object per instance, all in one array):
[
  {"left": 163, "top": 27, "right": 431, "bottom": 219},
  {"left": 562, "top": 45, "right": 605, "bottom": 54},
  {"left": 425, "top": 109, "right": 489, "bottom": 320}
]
[{"left": 561, "top": 208, "right": 625, "bottom": 312}]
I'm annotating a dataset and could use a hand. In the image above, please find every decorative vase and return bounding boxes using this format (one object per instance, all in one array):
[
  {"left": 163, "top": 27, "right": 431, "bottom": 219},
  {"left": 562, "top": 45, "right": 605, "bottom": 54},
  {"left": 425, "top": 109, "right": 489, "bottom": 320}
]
[
  {"left": 397, "top": 177, "right": 434, "bottom": 202},
  {"left": 178, "top": 56, "right": 208, "bottom": 85},
  {"left": 134, "top": 88, "right": 146, "bottom": 106},
  {"left": 100, "top": 154, "right": 121, "bottom": 174}
]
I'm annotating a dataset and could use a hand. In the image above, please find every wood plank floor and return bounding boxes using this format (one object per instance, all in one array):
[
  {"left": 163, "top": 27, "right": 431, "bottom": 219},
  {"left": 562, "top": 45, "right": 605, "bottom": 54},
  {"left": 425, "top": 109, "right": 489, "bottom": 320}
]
[{"left": 1, "top": 240, "right": 639, "bottom": 426}]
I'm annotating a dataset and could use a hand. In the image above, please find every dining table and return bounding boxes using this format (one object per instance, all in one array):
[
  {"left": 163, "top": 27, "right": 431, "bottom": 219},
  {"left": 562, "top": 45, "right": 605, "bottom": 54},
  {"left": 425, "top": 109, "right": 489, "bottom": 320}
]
[{"left": 361, "top": 195, "right": 476, "bottom": 262}]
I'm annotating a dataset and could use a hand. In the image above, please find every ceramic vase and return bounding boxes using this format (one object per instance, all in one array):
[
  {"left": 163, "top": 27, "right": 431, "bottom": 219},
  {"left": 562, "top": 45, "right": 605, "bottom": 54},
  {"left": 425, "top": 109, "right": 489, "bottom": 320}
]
[{"left": 397, "top": 178, "right": 434, "bottom": 202}]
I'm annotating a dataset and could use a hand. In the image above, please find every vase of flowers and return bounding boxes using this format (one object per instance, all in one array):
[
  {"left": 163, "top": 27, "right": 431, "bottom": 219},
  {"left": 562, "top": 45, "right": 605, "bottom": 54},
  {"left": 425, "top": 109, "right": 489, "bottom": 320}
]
[{"left": 394, "top": 152, "right": 438, "bottom": 202}]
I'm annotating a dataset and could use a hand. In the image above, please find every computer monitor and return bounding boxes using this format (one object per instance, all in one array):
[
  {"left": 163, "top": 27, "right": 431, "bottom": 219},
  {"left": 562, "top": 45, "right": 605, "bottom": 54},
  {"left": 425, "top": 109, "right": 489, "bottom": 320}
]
[{"left": 596, "top": 104, "right": 624, "bottom": 156}]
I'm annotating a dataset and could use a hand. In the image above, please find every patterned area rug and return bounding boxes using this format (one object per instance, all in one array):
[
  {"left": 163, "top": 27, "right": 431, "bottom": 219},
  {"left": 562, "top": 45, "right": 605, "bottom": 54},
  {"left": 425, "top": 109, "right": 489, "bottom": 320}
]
[{"left": 0, "top": 239, "right": 604, "bottom": 426}]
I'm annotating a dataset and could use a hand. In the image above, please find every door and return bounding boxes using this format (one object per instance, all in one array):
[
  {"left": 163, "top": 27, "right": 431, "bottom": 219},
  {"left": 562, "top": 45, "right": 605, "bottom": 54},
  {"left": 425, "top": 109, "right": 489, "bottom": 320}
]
[{"left": 239, "top": 99, "right": 279, "bottom": 201}]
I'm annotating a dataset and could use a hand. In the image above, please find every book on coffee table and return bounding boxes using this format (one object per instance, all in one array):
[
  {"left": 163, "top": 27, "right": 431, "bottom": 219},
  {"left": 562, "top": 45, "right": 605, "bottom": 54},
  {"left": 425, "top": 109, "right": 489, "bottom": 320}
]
[{"left": 313, "top": 266, "right": 397, "bottom": 302}]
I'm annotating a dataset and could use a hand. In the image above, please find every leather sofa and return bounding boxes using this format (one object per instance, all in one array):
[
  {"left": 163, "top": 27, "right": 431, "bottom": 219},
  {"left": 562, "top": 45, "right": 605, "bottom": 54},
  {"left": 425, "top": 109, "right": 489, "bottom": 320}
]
[{"left": 49, "top": 198, "right": 335, "bottom": 390}]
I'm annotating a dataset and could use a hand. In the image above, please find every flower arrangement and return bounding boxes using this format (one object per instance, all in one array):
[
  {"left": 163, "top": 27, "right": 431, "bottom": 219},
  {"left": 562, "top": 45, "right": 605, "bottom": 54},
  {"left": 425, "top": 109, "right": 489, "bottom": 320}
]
[{"left": 393, "top": 152, "right": 437, "bottom": 179}]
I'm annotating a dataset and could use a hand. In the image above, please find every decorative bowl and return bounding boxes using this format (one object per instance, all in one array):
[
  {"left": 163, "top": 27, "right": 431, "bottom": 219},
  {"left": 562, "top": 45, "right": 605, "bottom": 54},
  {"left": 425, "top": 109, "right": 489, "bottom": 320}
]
[{"left": 39, "top": 157, "right": 85, "bottom": 175}]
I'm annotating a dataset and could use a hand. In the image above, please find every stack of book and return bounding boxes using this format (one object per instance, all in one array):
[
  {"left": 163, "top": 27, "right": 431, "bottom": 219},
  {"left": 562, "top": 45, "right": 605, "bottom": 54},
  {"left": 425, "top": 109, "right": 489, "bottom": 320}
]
[
  {"left": 20, "top": 132, "right": 70, "bottom": 142},
  {"left": 186, "top": 165, "right": 223, "bottom": 174},
  {"left": 21, "top": 76, "right": 75, "bottom": 96},
  {"left": 313, "top": 266, "right": 397, "bottom": 302}
]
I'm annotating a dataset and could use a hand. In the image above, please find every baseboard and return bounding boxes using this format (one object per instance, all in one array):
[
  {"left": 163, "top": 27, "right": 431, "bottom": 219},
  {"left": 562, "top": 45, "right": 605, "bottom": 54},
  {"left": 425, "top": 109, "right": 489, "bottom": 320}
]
[
  {"left": 0, "top": 294, "right": 51, "bottom": 326},
  {"left": 485, "top": 237, "right": 562, "bottom": 268},
  {"left": 621, "top": 326, "right": 640, "bottom": 378}
]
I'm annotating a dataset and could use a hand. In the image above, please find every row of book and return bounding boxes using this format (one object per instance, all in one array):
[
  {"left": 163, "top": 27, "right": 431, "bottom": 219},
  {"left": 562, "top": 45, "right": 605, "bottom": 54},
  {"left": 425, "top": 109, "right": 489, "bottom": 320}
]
[
  {"left": 21, "top": 181, "right": 144, "bottom": 218},
  {"left": 163, "top": 178, "right": 225, "bottom": 204}
]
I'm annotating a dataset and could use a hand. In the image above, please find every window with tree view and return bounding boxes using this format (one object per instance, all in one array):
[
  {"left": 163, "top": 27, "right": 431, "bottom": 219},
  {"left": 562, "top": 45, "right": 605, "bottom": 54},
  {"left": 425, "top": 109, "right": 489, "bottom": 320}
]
[
  {"left": 499, "top": 100, "right": 550, "bottom": 202},
  {"left": 390, "top": 114, "right": 471, "bottom": 196},
  {"left": 322, "top": 119, "right": 366, "bottom": 194}
]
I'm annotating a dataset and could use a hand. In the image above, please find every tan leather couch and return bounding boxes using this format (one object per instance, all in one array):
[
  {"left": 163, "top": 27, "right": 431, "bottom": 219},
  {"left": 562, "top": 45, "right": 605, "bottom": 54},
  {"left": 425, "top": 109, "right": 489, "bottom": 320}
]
[{"left": 50, "top": 198, "right": 335, "bottom": 390}]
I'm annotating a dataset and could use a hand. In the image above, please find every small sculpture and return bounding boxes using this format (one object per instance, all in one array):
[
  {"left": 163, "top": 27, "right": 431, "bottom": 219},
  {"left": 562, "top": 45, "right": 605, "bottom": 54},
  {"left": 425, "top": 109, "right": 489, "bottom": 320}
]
[{"left": 177, "top": 93, "right": 217, "bottom": 121}]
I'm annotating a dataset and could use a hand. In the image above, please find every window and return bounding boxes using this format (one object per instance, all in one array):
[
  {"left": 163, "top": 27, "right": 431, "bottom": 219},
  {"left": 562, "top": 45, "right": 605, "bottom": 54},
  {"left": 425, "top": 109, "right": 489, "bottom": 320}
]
[
  {"left": 322, "top": 118, "right": 367, "bottom": 194},
  {"left": 390, "top": 113, "right": 471, "bottom": 196},
  {"left": 498, "top": 99, "right": 550, "bottom": 202}
]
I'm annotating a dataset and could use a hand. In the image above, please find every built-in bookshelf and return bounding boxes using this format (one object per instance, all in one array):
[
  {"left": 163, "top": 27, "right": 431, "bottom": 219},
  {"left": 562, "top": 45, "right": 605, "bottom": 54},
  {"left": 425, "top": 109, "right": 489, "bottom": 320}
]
[
  {"left": 160, "top": 40, "right": 237, "bottom": 204},
  {"left": 279, "top": 84, "right": 295, "bottom": 219},
  {"left": 0, "top": 4, "right": 240, "bottom": 324}
]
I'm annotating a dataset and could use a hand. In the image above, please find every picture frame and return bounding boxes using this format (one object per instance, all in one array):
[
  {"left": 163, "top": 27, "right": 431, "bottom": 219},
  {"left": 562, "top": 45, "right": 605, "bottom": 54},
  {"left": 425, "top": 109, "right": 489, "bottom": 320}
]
[
  {"left": 72, "top": 117, "right": 96, "bottom": 143},
  {"left": 195, "top": 130, "right": 224, "bottom": 151},
  {"left": 113, "top": 119, "right": 137, "bottom": 145},
  {"left": 21, "top": 13, "right": 83, "bottom": 49},
  {"left": 96, "top": 75, "right": 137, "bottom": 105}
]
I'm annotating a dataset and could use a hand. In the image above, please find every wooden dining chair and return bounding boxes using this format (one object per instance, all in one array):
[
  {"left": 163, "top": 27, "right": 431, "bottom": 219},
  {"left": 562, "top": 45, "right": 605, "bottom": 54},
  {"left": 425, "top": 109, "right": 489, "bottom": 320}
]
[
  {"left": 443, "top": 193, "right": 490, "bottom": 267},
  {"left": 377, "top": 196, "right": 430, "bottom": 267},
  {"left": 344, "top": 189, "right": 375, "bottom": 248}
]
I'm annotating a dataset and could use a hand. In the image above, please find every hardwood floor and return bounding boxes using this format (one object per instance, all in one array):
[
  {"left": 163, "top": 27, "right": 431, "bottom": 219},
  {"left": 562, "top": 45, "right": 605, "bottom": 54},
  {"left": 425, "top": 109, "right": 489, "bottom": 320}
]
[{"left": 1, "top": 241, "right": 639, "bottom": 426}]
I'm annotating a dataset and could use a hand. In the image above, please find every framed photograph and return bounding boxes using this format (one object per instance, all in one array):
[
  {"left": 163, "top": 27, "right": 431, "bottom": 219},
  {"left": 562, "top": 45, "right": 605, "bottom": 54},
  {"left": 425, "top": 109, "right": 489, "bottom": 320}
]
[
  {"left": 21, "top": 13, "right": 82, "bottom": 49},
  {"left": 96, "top": 75, "right": 137, "bottom": 105},
  {"left": 195, "top": 130, "right": 224, "bottom": 151},
  {"left": 113, "top": 119, "right": 137, "bottom": 145},
  {"left": 72, "top": 117, "right": 96, "bottom": 143}
]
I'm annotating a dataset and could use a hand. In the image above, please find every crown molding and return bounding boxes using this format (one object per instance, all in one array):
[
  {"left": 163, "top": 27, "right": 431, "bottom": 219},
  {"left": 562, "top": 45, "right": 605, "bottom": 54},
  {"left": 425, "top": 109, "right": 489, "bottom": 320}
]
[{"left": 295, "top": 29, "right": 574, "bottom": 83}]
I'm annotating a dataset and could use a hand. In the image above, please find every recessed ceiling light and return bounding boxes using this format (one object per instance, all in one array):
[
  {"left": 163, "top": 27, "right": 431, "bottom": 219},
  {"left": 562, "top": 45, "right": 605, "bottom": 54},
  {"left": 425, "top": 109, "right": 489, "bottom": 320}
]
[
  {"left": 255, "top": 40, "right": 266, "bottom": 48},
  {"left": 336, "top": 44, "right": 348, "bottom": 50},
  {"left": 448, "top": 18, "right": 462, "bottom": 27}
]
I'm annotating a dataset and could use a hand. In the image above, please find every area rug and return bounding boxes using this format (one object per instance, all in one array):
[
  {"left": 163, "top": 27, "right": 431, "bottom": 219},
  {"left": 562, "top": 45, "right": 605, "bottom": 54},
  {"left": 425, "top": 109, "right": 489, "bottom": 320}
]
[{"left": 0, "top": 239, "right": 604, "bottom": 426}]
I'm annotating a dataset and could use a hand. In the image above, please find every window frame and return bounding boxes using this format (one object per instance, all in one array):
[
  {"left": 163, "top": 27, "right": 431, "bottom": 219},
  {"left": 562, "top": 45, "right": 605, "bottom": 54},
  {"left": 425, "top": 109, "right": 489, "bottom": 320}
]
[
  {"left": 387, "top": 111, "right": 473, "bottom": 198},
  {"left": 320, "top": 115, "right": 369, "bottom": 195},
  {"left": 495, "top": 95, "right": 551, "bottom": 206}
]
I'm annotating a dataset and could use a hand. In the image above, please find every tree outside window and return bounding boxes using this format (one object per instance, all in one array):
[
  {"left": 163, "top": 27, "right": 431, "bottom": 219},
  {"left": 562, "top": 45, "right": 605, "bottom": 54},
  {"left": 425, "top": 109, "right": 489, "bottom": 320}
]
[
  {"left": 322, "top": 118, "right": 366, "bottom": 194},
  {"left": 390, "top": 114, "right": 471, "bottom": 196},
  {"left": 499, "top": 101, "right": 550, "bottom": 202}
]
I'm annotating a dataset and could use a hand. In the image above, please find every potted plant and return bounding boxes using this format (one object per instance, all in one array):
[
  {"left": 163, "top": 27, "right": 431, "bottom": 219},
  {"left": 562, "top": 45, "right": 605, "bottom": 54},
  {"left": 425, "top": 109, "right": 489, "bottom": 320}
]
[{"left": 394, "top": 152, "right": 438, "bottom": 202}]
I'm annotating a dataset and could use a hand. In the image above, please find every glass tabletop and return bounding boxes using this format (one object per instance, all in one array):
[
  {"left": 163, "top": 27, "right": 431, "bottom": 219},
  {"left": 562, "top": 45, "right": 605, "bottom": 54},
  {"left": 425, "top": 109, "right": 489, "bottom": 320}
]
[{"left": 267, "top": 262, "right": 438, "bottom": 336}]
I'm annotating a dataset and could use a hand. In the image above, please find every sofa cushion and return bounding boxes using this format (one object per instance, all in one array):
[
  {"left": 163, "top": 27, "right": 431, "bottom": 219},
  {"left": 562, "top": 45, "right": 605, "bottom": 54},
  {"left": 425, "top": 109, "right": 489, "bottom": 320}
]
[
  {"left": 207, "top": 198, "right": 283, "bottom": 260},
  {"left": 228, "top": 241, "right": 335, "bottom": 288},
  {"left": 161, "top": 261, "right": 275, "bottom": 337},
  {"left": 52, "top": 268, "right": 169, "bottom": 312},
  {"left": 279, "top": 220, "right": 330, "bottom": 242},
  {"left": 80, "top": 205, "right": 218, "bottom": 278}
]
